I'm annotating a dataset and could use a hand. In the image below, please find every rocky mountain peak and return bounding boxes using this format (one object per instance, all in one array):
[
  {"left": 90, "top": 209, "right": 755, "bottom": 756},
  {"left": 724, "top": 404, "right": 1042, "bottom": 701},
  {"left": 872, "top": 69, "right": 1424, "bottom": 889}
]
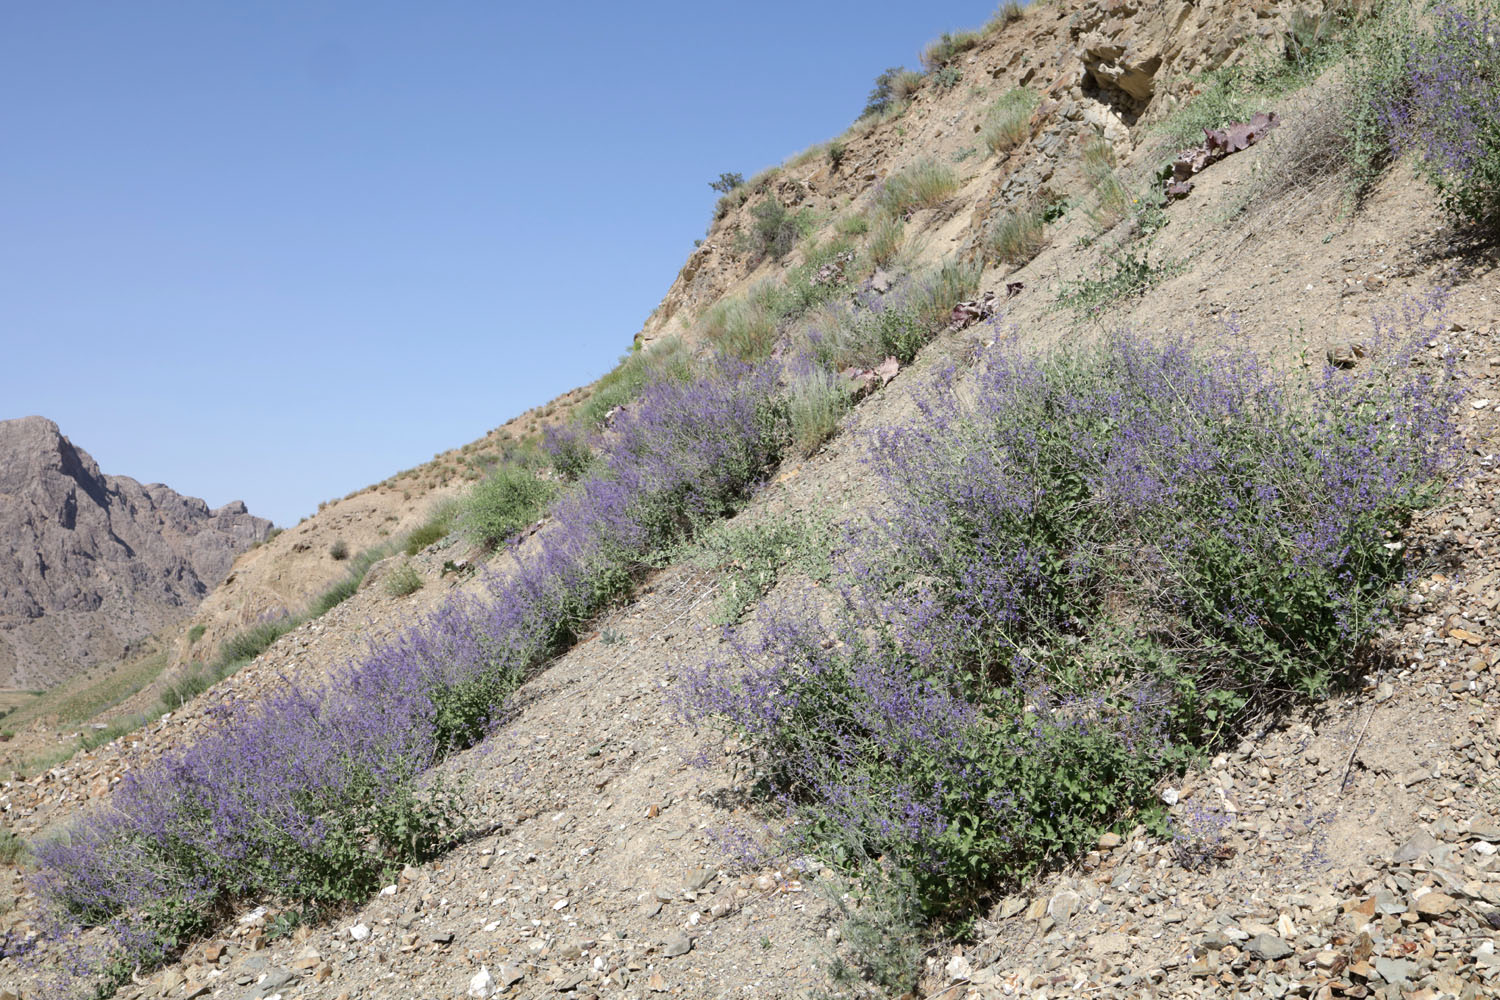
[{"left": 0, "top": 415, "right": 273, "bottom": 689}]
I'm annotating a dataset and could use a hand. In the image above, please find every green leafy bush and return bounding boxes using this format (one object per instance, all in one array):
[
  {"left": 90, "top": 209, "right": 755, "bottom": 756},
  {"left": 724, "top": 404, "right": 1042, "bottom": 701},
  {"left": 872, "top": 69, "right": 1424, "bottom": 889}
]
[
  {"left": 691, "top": 514, "right": 832, "bottom": 624},
  {"left": 460, "top": 464, "right": 556, "bottom": 550},
  {"left": 1058, "top": 246, "right": 1181, "bottom": 315},
  {"left": 709, "top": 171, "right": 744, "bottom": 194},
  {"left": 862, "top": 66, "right": 924, "bottom": 119},
  {"left": 743, "top": 197, "right": 810, "bottom": 262}
]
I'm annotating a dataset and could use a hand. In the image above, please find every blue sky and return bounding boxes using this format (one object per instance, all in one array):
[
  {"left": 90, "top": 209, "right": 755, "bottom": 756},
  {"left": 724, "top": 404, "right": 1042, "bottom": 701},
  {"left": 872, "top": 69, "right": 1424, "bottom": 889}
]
[{"left": 2, "top": 1, "right": 994, "bottom": 526}]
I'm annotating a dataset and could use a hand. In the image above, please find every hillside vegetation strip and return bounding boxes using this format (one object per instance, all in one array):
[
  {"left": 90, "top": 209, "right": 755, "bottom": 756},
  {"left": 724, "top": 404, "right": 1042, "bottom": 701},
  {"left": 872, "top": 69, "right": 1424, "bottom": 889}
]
[{"left": 679, "top": 298, "right": 1462, "bottom": 990}]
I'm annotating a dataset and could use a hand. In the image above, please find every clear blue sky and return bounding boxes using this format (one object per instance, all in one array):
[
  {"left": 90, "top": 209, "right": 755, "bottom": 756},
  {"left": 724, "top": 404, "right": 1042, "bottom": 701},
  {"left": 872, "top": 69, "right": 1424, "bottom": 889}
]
[{"left": 2, "top": 1, "right": 993, "bottom": 527}]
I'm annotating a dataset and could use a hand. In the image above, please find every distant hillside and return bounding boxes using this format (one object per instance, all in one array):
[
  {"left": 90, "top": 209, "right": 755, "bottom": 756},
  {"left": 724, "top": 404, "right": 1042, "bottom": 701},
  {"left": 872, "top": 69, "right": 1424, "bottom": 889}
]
[{"left": 0, "top": 415, "right": 272, "bottom": 689}]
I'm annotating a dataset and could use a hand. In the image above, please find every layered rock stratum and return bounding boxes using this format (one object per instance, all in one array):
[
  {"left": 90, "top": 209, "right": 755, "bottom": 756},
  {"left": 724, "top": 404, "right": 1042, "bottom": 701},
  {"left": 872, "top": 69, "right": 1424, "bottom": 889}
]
[{"left": 0, "top": 415, "right": 272, "bottom": 689}]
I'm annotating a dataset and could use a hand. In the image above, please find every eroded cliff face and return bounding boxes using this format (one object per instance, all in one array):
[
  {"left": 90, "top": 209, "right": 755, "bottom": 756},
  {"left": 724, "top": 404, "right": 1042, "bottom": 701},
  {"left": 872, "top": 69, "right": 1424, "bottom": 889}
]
[{"left": 0, "top": 415, "right": 272, "bottom": 688}]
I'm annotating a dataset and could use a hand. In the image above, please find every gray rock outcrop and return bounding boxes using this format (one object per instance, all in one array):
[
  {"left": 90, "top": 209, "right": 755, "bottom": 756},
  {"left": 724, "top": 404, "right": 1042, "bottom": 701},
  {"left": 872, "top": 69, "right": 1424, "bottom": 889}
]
[{"left": 0, "top": 416, "right": 272, "bottom": 689}]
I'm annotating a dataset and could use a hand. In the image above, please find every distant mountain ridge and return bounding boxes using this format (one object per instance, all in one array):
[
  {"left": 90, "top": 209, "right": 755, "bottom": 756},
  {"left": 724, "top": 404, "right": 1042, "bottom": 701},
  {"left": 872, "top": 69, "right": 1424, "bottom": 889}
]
[{"left": 0, "top": 415, "right": 272, "bottom": 689}]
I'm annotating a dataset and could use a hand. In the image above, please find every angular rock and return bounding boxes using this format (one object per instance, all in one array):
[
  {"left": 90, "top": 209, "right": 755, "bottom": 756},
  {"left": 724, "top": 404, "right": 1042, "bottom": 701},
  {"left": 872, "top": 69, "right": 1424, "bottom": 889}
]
[{"left": 1247, "top": 934, "right": 1293, "bottom": 961}]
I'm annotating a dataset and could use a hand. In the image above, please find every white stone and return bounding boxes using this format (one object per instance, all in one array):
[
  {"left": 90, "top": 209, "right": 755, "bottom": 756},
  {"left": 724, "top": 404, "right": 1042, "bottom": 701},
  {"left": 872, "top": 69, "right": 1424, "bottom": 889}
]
[
  {"left": 468, "top": 965, "right": 494, "bottom": 998},
  {"left": 349, "top": 923, "right": 370, "bottom": 941}
]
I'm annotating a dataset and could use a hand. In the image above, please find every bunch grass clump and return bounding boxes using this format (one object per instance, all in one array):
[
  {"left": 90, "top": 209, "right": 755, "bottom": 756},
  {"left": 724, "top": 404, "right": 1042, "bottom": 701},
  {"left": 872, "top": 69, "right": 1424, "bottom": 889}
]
[
  {"left": 384, "top": 562, "right": 424, "bottom": 597},
  {"left": 873, "top": 159, "right": 960, "bottom": 218},
  {"left": 682, "top": 297, "right": 1459, "bottom": 958},
  {"left": 921, "top": 30, "right": 983, "bottom": 71},
  {"left": 864, "top": 213, "right": 906, "bottom": 269},
  {"left": 987, "top": 201, "right": 1047, "bottom": 265},
  {"left": 983, "top": 88, "right": 1039, "bottom": 155},
  {"left": 862, "top": 67, "right": 926, "bottom": 119},
  {"left": 701, "top": 288, "right": 782, "bottom": 362},
  {"left": 404, "top": 501, "right": 458, "bottom": 556},
  {"left": 988, "top": 0, "right": 1025, "bottom": 30},
  {"left": 786, "top": 362, "right": 852, "bottom": 457}
]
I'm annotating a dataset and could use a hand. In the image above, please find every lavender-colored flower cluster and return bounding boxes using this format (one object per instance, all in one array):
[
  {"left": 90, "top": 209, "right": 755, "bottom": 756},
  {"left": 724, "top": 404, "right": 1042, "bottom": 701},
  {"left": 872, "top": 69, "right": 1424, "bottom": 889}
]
[
  {"left": 681, "top": 304, "right": 1459, "bottom": 916},
  {"left": 33, "top": 354, "right": 787, "bottom": 992},
  {"left": 1380, "top": 3, "right": 1500, "bottom": 225}
]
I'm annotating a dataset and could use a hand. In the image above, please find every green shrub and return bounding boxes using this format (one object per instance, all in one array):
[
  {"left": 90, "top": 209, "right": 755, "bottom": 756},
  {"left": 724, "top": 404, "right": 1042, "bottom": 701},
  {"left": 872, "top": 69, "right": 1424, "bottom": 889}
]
[
  {"left": 983, "top": 88, "right": 1039, "bottom": 155},
  {"left": 460, "top": 465, "right": 556, "bottom": 549},
  {"left": 862, "top": 66, "right": 924, "bottom": 118},
  {"left": 709, "top": 172, "right": 744, "bottom": 194},
  {"left": 874, "top": 159, "right": 959, "bottom": 218},
  {"left": 932, "top": 65, "right": 963, "bottom": 91},
  {"left": 691, "top": 515, "right": 832, "bottom": 625},
  {"left": 328, "top": 540, "right": 349, "bottom": 561},
  {"left": 187, "top": 625, "right": 206, "bottom": 645},
  {"left": 743, "top": 197, "right": 810, "bottom": 262},
  {"left": 384, "top": 562, "right": 424, "bottom": 598},
  {"left": 835, "top": 213, "right": 869, "bottom": 237}
]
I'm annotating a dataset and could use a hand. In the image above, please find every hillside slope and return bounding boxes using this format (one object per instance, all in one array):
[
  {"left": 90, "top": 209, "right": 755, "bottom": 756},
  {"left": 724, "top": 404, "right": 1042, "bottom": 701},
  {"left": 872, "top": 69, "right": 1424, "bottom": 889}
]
[{"left": 3, "top": 1, "right": 1498, "bottom": 998}]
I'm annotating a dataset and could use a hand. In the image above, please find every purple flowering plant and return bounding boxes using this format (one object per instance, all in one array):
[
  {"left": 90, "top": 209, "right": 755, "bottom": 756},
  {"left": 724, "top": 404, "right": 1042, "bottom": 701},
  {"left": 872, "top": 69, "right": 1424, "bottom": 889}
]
[
  {"left": 32, "top": 353, "right": 790, "bottom": 996},
  {"left": 1380, "top": 3, "right": 1500, "bottom": 226},
  {"left": 680, "top": 298, "right": 1460, "bottom": 922}
]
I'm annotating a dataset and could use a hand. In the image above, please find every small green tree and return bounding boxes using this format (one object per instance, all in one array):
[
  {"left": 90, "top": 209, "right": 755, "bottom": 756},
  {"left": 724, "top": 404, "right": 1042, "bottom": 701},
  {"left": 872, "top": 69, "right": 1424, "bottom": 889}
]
[{"left": 709, "top": 172, "right": 745, "bottom": 194}]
